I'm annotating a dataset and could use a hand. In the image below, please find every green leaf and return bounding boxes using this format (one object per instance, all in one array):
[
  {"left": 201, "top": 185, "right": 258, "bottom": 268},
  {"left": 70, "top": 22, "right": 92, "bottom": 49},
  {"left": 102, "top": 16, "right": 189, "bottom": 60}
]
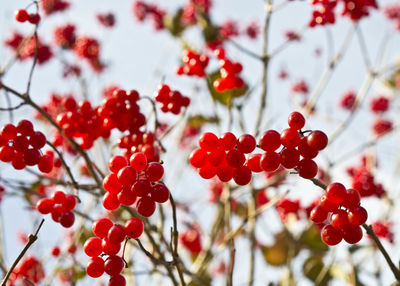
[
  {"left": 163, "top": 9, "right": 186, "bottom": 37},
  {"left": 300, "top": 225, "right": 329, "bottom": 252},
  {"left": 303, "top": 256, "right": 332, "bottom": 285},
  {"left": 206, "top": 70, "right": 247, "bottom": 106},
  {"left": 187, "top": 115, "right": 219, "bottom": 129}
]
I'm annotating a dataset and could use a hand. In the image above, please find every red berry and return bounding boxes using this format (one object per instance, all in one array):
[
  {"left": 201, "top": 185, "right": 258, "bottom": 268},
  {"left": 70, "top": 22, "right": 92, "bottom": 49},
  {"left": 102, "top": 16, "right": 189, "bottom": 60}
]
[
  {"left": 109, "top": 274, "right": 126, "bottom": 286},
  {"left": 280, "top": 128, "right": 301, "bottom": 148},
  {"left": 17, "top": 120, "right": 34, "bottom": 136},
  {"left": 348, "top": 206, "right": 368, "bottom": 225},
  {"left": 129, "top": 152, "right": 148, "bottom": 171},
  {"left": 189, "top": 148, "right": 208, "bottom": 168},
  {"left": 297, "top": 158, "right": 318, "bottom": 179},
  {"left": 102, "top": 239, "right": 121, "bottom": 256},
  {"left": 28, "top": 13, "right": 41, "bottom": 24},
  {"left": 108, "top": 155, "right": 128, "bottom": 173},
  {"left": 51, "top": 205, "right": 65, "bottom": 222},
  {"left": 60, "top": 211, "right": 75, "bottom": 228},
  {"left": 326, "top": 182, "right": 346, "bottom": 204},
  {"left": 102, "top": 192, "right": 120, "bottom": 211},
  {"left": 330, "top": 209, "right": 349, "bottom": 231},
  {"left": 306, "top": 130, "right": 328, "bottom": 151},
  {"left": 51, "top": 191, "right": 66, "bottom": 204},
  {"left": 23, "top": 149, "right": 41, "bottom": 166},
  {"left": 245, "top": 153, "right": 263, "bottom": 173},
  {"left": 342, "top": 189, "right": 361, "bottom": 209},
  {"left": 237, "top": 134, "right": 256, "bottom": 154},
  {"left": 117, "top": 166, "right": 137, "bottom": 186},
  {"left": 104, "top": 255, "right": 124, "bottom": 276},
  {"left": 136, "top": 196, "right": 156, "bottom": 217},
  {"left": 103, "top": 173, "right": 122, "bottom": 194},
  {"left": 320, "top": 195, "right": 339, "bottom": 212},
  {"left": 233, "top": 166, "right": 252, "bottom": 185},
  {"left": 321, "top": 224, "right": 343, "bottom": 246},
  {"left": 343, "top": 225, "right": 363, "bottom": 244},
  {"left": 118, "top": 187, "right": 137, "bottom": 206},
  {"left": 298, "top": 136, "right": 318, "bottom": 159},
  {"left": 258, "top": 130, "right": 280, "bottom": 151},
  {"left": 132, "top": 179, "right": 152, "bottom": 197},
  {"left": 29, "top": 131, "right": 46, "bottom": 149},
  {"left": 38, "top": 154, "right": 54, "bottom": 173},
  {"left": 226, "top": 149, "right": 245, "bottom": 168},
  {"left": 36, "top": 198, "right": 54, "bottom": 214},
  {"left": 199, "top": 132, "right": 219, "bottom": 151},
  {"left": 288, "top": 112, "right": 305, "bottom": 130},
  {"left": 260, "top": 151, "right": 281, "bottom": 172},
  {"left": 15, "top": 9, "right": 29, "bottom": 22},
  {"left": 62, "top": 194, "right": 77, "bottom": 211},
  {"left": 279, "top": 148, "right": 300, "bottom": 169},
  {"left": 84, "top": 237, "right": 103, "bottom": 257},
  {"left": 0, "top": 146, "right": 15, "bottom": 162},
  {"left": 216, "top": 165, "right": 234, "bottom": 182},
  {"left": 150, "top": 184, "right": 170, "bottom": 203},
  {"left": 1, "top": 124, "right": 17, "bottom": 140},
  {"left": 93, "top": 218, "right": 113, "bottom": 238},
  {"left": 125, "top": 218, "right": 144, "bottom": 239},
  {"left": 219, "top": 132, "right": 237, "bottom": 150},
  {"left": 107, "top": 224, "right": 126, "bottom": 244},
  {"left": 86, "top": 257, "right": 105, "bottom": 278},
  {"left": 145, "top": 162, "right": 164, "bottom": 182},
  {"left": 310, "top": 205, "right": 328, "bottom": 223}
]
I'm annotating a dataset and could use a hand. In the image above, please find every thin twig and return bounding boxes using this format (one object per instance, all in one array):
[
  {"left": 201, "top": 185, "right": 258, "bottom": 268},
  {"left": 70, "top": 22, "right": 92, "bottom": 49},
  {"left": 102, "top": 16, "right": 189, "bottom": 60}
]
[{"left": 1, "top": 219, "right": 45, "bottom": 286}]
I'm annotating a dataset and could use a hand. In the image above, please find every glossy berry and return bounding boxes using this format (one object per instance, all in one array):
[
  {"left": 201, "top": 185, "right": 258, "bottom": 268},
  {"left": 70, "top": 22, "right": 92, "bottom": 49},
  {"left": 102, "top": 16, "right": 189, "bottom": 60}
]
[
  {"left": 107, "top": 224, "right": 126, "bottom": 244},
  {"left": 280, "top": 128, "right": 301, "bottom": 148},
  {"left": 260, "top": 151, "right": 281, "bottom": 172},
  {"left": 109, "top": 274, "right": 126, "bottom": 286},
  {"left": 233, "top": 166, "right": 252, "bottom": 185},
  {"left": 36, "top": 198, "right": 54, "bottom": 214},
  {"left": 125, "top": 218, "right": 144, "bottom": 239},
  {"left": 93, "top": 218, "right": 113, "bottom": 239},
  {"left": 258, "top": 130, "right": 281, "bottom": 151},
  {"left": 288, "top": 112, "right": 305, "bottom": 130},
  {"left": 189, "top": 148, "right": 208, "bottom": 168},
  {"left": 330, "top": 209, "right": 349, "bottom": 231},
  {"left": 280, "top": 148, "right": 300, "bottom": 169},
  {"left": 102, "top": 192, "right": 120, "bottom": 211},
  {"left": 104, "top": 255, "right": 124, "bottom": 276},
  {"left": 245, "top": 153, "right": 263, "bottom": 173},
  {"left": 219, "top": 132, "right": 237, "bottom": 150},
  {"left": 298, "top": 137, "right": 318, "bottom": 159},
  {"left": 348, "top": 206, "right": 368, "bottom": 225},
  {"left": 310, "top": 205, "right": 328, "bottom": 223},
  {"left": 321, "top": 224, "right": 343, "bottom": 246},
  {"left": 86, "top": 257, "right": 105, "bottom": 278},
  {"left": 84, "top": 237, "right": 103, "bottom": 257},
  {"left": 306, "top": 130, "right": 328, "bottom": 151},
  {"left": 102, "top": 239, "right": 121, "bottom": 256},
  {"left": 226, "top": 149, "right": 245, "bottom": 168},
  {"left": 320, "top": 195, "right": 339, "bottom": 212},
  {"left": 343, "top": 225, "right": 363, "bottom": 244},
  {"left": 150, "top": 184, "right": 170, "bottom": 203},
  {"left": 326, "top": 182, "right": 346, "bottom": 204},
  {"left": 108, "top": 155, "right": 128, "bottom": 173},
  {"left": 136, "top": 196, "right": 156, "bottom": 217},
  {"left": 237, "top": 134, "right": 256, "bottom": 153},
  {"left": 15, "top": 9, "right": 29, "bottom": 22},
  {"left": 342, "top": 189, "right": 361, "bottom": 209},
  {"left": 145, "top": 162, "right": 164, "bottom": 182},
  {"left": 59, "top": 211, "right": 75, "bottom": 228},
  {"left": 297, "top": 158, "right": 318, "bottom": 179},
  {"left": 117, "top": 166, "right": 137, "bottom": 186},
  {"left": 129, "top": 152, "right": 148, "bottom": 171},
  {"left": 199, "top": 132, "right": 219, "bottom": 151}
]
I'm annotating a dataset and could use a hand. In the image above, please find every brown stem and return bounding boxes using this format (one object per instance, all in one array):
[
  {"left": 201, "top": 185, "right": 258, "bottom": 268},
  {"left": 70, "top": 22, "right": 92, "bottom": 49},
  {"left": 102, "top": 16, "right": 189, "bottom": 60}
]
[{"left": 1, "top": 219, "right": 45, "bottom": 286}]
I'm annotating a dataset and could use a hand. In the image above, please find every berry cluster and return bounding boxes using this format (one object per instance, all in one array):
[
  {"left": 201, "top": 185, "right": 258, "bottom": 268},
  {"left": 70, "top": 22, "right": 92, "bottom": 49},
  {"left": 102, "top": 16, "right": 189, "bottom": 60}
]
[
  {"left": 4, "top": 32, "right": 53, "bottom": 65},
  {"left": 36, "top": 190, "right": 77, "bottom": 228},
  {"left": 132, "top": 0, "right": 166, "bottom": 31},
  {"left": 118, "top": 131, "right": 161, "bottom": 162},
  {"left": 85, "top": 217, "right": 144, "bottom": 285},
  {"left": 103, "top": 153, "right": 169, "bottom": 217},
  {"left": 73, "top": 36, "right": 104, "bottom": 72},
  {"left": 176, "top": 49, "right": 209, "bottom": 77},
  {"left": 310, "top": 182, "right": 368, "bottom": 245},
  {"left": 56, "top": 98, "right": 111, "bottom": 150},
  {"left": 154, "top": 84, "right": 190, "bottom": 114},
  {"left": 213, "top": 48, "right": 244, "bottom": 92},
  {"left": 15, "top": 9, "right": 41, "bottom": 24},
  {"left": 9, "top": 255, "right": 45, "bottom": 286},
  {"left": 0, "top": 120, "right": 54, "bottom": 173},
  {"left": 53, "top": 24, "right": 76, "bottom": 49},
  {"left": 41, "top": 0, "right": 70, "bottom": 15},
  {"left": 190, "top": 112, "right": 327, "bottom": 185},
  {"left": 97, "top": 12, "right": 116, "bottom": 28}
]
